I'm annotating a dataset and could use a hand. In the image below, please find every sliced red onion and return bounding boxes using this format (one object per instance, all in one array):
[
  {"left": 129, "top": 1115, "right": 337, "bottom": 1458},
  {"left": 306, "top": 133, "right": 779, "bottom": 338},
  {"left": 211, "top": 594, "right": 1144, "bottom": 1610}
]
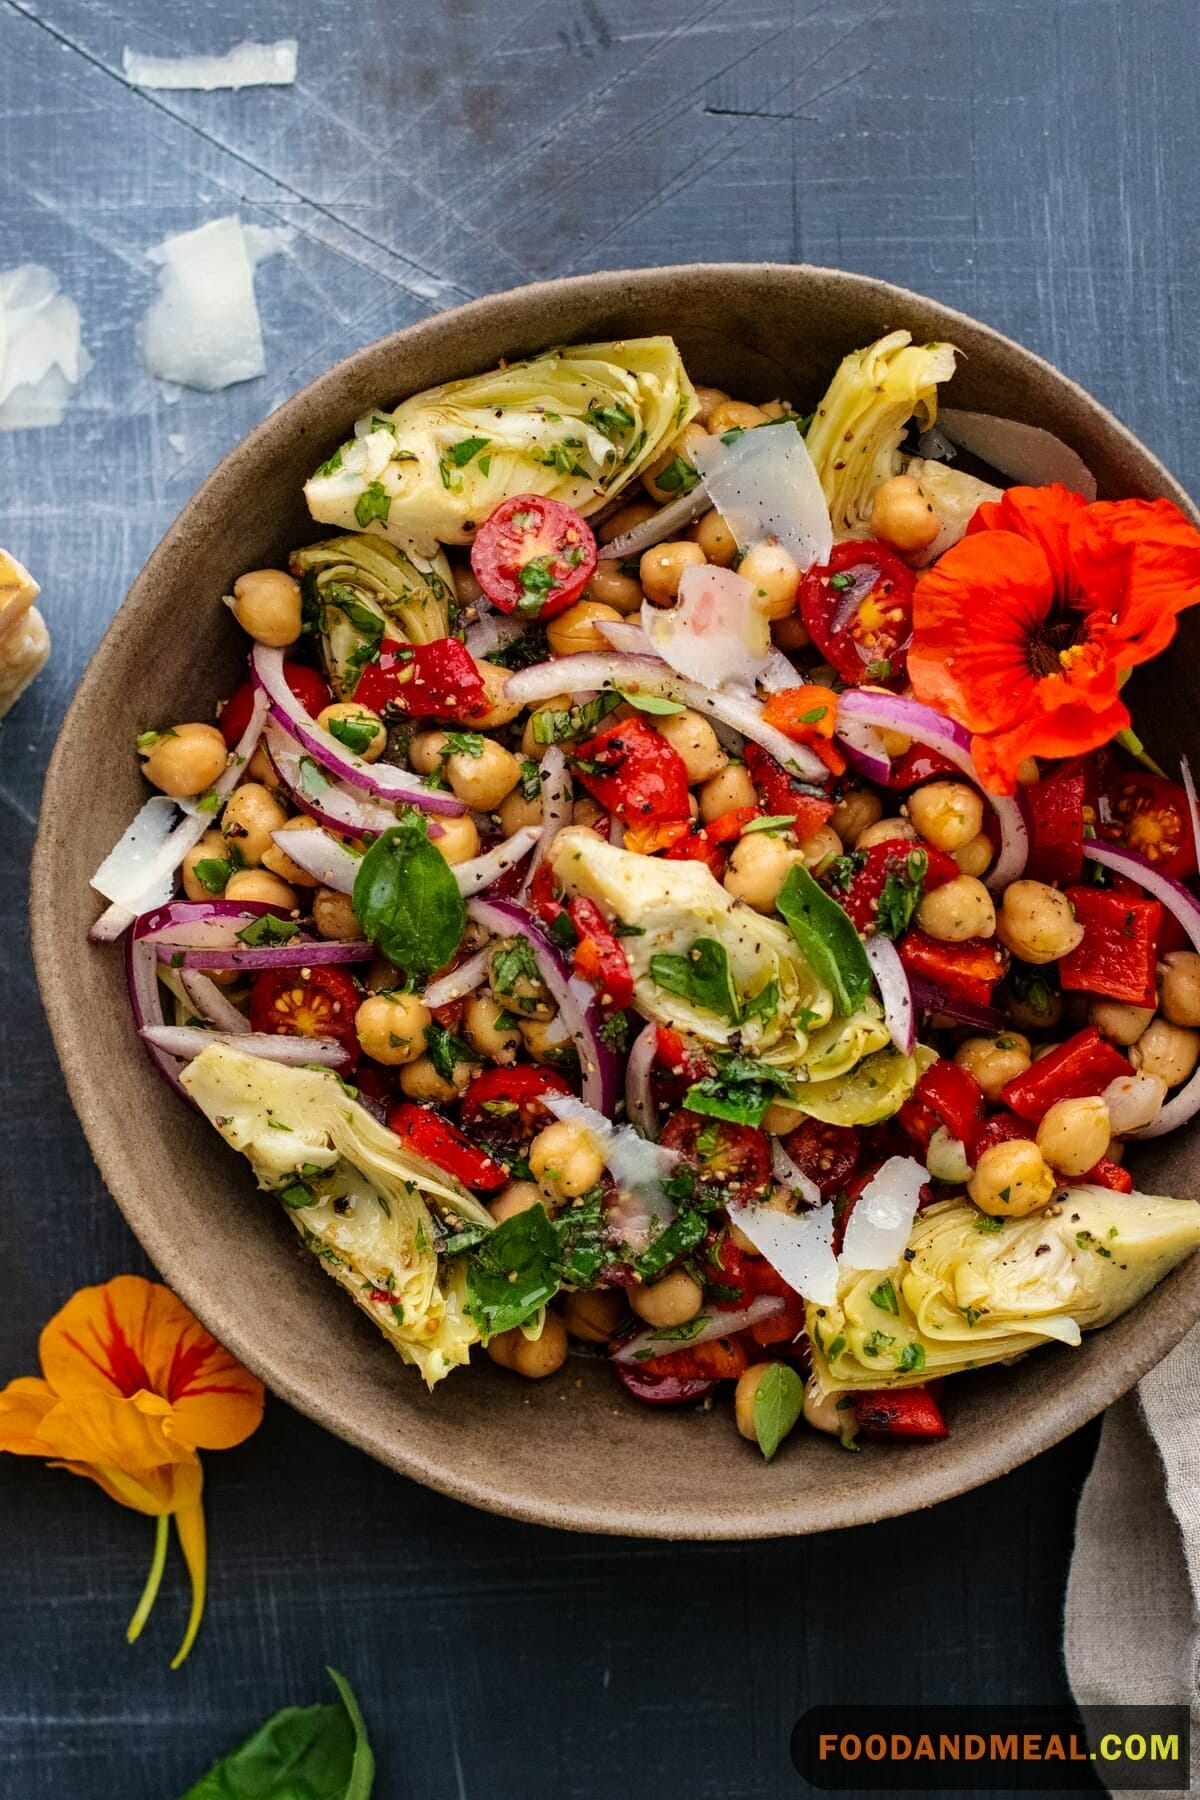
[
  {"left": 907, "top": 976, "right": 1007, "bottom": 1034},
  {"left": 730, "top": 1197, "right": 838, "bottom": 1304},
  {"left": 597, "top": 484, "right": 713, "bottom": 562},
  {"left": 141, "top": 1024, "right": 349, "bottom": 1068},
  {"left": 180, "top": 968, "right": 250, "bottom": 1033},
  {"left": 422, "top": 946, "right": 491, "bottom": 1009},
  {"left": 936, "top": 408, "right": 1098, "bottom": 501},
  {"left": 505, "top": 653, "right": 827, "bottom": 781},
  {"left": 863, "top": 933, "right": 915, "bottom": 1055},
  {"left": 520, "top": 744, "right": 570, "bottom": 900},
  {"left": 268, "top": 824, "right": 360, "bottom": 894},
  {"left": 264, "top": 722, "right": 409, "bottom": 837},
  {"left": 836, "top": 687, "right": 1028, "bottom": 890},
  {"left": 926, "top": 1127, "right": 971, "bottom": 1184},
  {"left": 596, "top": 618, "right": 654, "bottom": 657},
  {"left": 1083, "top": 840, "right": 1200, "bottom": 1139},
  {"left": 769, "top": 1139, "right": 822, "bottom": 1207},
  {"left": 133, "top": 898, "right": 374, "bottom": 972},
  {"left": 608, "top": 812, "right": 624, "bottom": 846},
  {"left": 251, "top": 644, "right": 464, "bottom": 815},
  {"left": 125, "top": 932, "right": 188, "bottom": 1099},
  {"left": 835, "top": 715, "right": 892, "bottom": 784},
  {"left": 162, "top": 939, "right": 374, "bottom": 973},
  {"left": 624, "top": 1021, "right": 660, "bottom": 1141},
  {"left": 454, "top": 826, "right": 541, "bottom": 897},
  {"left": 613, "top": 1295, "right": 784, "bottom": 1365},
  {"left": 464, "top": 612, "right": 528, "bottom": 660},
  {"left": 468, "top": 895, "right": 619, "bottom": 1111},
  {"left": 839, "top": 1154, "right": 928, "bottom": 1271},
  {"left": 1181, "top": 755, "right": 1200, "bottom": 869}
]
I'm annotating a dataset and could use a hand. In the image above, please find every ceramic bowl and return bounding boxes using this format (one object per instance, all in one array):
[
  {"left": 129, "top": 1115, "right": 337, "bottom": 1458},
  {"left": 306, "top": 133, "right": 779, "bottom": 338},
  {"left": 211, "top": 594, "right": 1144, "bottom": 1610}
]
[{"left": 32, "top": 264, "right": 1200, "bottom": 1537}]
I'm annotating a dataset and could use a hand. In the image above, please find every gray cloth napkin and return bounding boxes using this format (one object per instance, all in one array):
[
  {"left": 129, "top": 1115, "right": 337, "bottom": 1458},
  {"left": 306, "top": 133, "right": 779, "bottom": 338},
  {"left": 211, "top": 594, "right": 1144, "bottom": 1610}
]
[{"left": 1066, "top": 1322, "right": 1200, "bottom": 1795}]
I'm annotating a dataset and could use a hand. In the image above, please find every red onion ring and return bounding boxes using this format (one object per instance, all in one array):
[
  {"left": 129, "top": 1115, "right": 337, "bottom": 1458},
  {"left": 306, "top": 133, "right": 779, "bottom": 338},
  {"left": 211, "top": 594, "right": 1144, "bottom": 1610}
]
[
  {"left": 835, "top": 716, "right": 892, "bottom": 785},
  {"left": 180, "top": 968, "right": 250, "bottom": 1033},
  {"left": 422, "top": 947, "right": 492, "bottom": 1009},
  {"left": 141, "top": 1024, "right": 349, "bottom": 1068},
  {"left": 769, "top": 1138, "right": 821, "bottom": 1207},
  {"left": 864, "top": 933, "right": 915, "bottom": 1055},
  {"left": 133, "top": 899, "right": 374, "bottom": 972},
  {"left": 268, "top": 824, "right": 360, "bottom": 894},
  {"left": 264, "top": 723, "right": 405, "bottom": 837},
  {"left": 907, "top": 976, "right": 1007, "bottom": 1034},
  {"left": 624, "top": 1021, "right": 659, "bottom": 1140},
  {"left": 613, "top": 1296, "right": 784, "bottom": 1365},
  {"left": 455, "top": 826, "right": 541, "bottom": 897},
  {"left": 124, "top": 931, "right": 188, "bottom": 1099},
  {"left": 520, "top": 743, "right": 571, "bottom": 900},
  {"left": 597, "top": 484, "right": 713, "bottom": 561}
]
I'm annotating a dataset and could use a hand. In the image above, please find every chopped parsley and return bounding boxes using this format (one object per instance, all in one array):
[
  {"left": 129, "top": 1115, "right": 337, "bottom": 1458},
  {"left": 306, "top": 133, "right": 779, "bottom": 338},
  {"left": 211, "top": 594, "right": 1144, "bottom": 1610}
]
[{"left": 354, "top": 481, "right": 391, "bottom": 529}]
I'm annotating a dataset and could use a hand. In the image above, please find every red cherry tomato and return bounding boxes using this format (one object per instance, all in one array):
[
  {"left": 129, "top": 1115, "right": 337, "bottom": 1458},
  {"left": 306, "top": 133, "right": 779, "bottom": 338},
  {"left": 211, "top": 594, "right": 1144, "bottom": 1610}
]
[
  {"left": 387, "top": 1102, "right": 508, "bottom": 1192},
  {"left": 1098, "top": 770, "right": 1198, "bottom": 881},
  {"left": 470, "top": 493, "right": 597, "bottom": 619},
  {"left": 570, "top": 715, "right": 691, "bottom": 825},
  {"left": 799, "top": 540, "right": 916, "bottom": 686},
  {"left": 219, "top": 663, "right": 332, "bottom": 748},
  {"left": 780, "top": 1119, "right": 861, "bottom": 1199},
  {"left": 459, "top": 1065, "right": 573, "bottom": 1141},
  {"left": 658, "top": 1112, "right": 772, "bottom": 1204},
  {"left": 248, "top": 966, "right": 361, "bottom": 1067}
]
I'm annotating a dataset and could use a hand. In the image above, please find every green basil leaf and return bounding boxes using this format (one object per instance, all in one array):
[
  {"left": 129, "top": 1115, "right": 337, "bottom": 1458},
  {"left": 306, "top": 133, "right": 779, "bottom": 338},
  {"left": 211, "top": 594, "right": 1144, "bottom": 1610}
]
[
  {"left": 874, "top": 849, "right": 928, "bottom": 940},
  {"left": 683, "top": 1053, "right": 791, "bottom": 1128},
  {"left": 554, "top": 1186, "right": 615, "bottom": 1286},
  {"left": 649, "top": 938, "right": 741, "bottom": 1023},
  {"left": 752, "top": 1362, "right": 805, "bottom": 1462},
  {"left": 235, "top": 914, "right": 300, "bottom": 948},
  {"left": 425, "top": 1019, "right": 474, "bottom": 1083},
  {"left": 192, "top": 857, "right": 235, "bottom": 895},
  {"left": 177, "top": 1666, "right": 374, "bottom": 1799},
  {"left": 354, "top": 480, "right": 391, "bottom": 529},
  {"left": 327, "top": 713, "right": 381, "bottom": 757},
  {"left": 616, "top": 689, "right": 687, "bottom": 716},
  {"left": 466, "top": 1203, "right": 562, "bottom": 1340},
  {"left": 352, "top": 814, "right": 466, "bottom": 978},
  {"left": 776, "top": 863, "right": 872, "bottom": 1016},
  {"left": 869, "top": 1277, "right": 900, "bottom": 1316},
  {"left": 633, "top": 1208, "right": 708, "bottom": 1280}
]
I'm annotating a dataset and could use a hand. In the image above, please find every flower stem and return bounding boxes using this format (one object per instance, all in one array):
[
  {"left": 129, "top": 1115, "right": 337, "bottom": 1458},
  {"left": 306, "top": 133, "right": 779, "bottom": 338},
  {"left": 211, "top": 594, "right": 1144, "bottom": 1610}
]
[
  {"left": 126, "top": 1513, "right": 170, "bottom": 1645},
  {"left": 170, "top": 1498, "right": 207, "bottom": 1669}
]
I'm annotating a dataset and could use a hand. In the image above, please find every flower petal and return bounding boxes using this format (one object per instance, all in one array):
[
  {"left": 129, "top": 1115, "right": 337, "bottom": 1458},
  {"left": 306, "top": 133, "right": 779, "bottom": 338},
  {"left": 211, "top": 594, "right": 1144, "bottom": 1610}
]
[
  {"left": 34, "top": 1390, "right": 197, "bottom": 1481},
  {"left": 1069, "top": 497, "right": 1200, "bottom": 665},
  {"left": 0, "top": 1376, "right": 59, "bottom": 1454},
  {"left": 971, "top": 693, "right": 1131, "bottom": 794},
  {"left": 967, "top": 482, "right": 1088, "bottom": 569},
  {"left": 909, "top": 531, "right": 1054, "bottom": 733}
]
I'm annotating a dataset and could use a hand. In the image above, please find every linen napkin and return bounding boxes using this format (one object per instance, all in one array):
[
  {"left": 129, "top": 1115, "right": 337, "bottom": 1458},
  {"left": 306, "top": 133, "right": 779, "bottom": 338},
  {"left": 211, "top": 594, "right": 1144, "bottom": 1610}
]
[{"left": 1066, "top": 1321, "right": 1200, "bottom": 1795}]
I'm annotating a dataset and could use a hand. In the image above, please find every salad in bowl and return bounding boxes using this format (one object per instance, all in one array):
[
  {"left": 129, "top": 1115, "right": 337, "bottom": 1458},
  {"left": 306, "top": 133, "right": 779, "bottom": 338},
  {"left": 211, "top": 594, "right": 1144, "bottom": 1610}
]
[{"left": 86, "top": 325, "right": 1200, "bottom": 1465}]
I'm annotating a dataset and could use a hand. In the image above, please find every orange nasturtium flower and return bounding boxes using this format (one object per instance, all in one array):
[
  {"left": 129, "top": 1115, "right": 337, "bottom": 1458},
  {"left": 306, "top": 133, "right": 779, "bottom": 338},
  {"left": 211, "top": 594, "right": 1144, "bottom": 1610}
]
[
  {"left": 0, "top": 1276, "right": 263, "bottom": 1667},
  {"left": 907, "top": 484, "right": 1200, "bottom": 794}
]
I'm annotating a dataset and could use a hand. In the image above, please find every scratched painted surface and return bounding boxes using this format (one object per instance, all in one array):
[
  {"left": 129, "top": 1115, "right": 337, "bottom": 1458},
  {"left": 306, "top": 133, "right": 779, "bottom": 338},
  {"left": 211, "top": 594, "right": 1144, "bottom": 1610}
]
[{"left": 0, "top": 0, "right": 1192, "bottom": 1793}]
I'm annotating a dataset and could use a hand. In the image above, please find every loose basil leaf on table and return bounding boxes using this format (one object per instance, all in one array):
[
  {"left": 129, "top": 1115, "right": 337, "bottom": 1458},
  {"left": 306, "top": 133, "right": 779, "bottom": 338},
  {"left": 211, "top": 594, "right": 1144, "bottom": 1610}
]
[
  {"left": 775, "top": 862, "right": 872, "bottom": 1016},
  {"left": 178, "top": 1666, "right": 374, "bottom": 1799},
  {"left": 352, "top": 812, "right": 466, "bottom": 977}
]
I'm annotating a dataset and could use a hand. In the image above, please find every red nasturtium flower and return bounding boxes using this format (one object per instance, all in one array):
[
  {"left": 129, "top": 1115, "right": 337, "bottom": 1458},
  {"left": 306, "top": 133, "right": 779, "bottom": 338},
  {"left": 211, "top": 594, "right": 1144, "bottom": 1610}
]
[{"left": 907, "top": 485, "right": 1200, "bottom": 793}]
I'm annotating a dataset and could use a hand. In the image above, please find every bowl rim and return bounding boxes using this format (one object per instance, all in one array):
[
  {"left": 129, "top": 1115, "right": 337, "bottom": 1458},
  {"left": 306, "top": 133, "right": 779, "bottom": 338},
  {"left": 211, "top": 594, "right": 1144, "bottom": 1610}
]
[{"left": 31, "top": 260, "right": 1199, "bottom": 1538}]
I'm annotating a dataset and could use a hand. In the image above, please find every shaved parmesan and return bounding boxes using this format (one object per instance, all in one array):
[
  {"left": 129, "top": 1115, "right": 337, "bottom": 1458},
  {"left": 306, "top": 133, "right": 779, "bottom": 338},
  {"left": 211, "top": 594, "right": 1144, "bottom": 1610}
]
[
  {"left": 730, "top": 1199, "right": 838, "bottom": 1305},
  {"left": 641, "top": 563, "right": 771, "bottom": 690},
  {"left": 122, "top": 40, "right": 297, "bottom": 91},
  {"left": 839, "top": 1155, "right": 927, "bottom": 1272},
  {"left": 90, "top": 795, "right": 180, "bottom": 908},
  {"left": 138, "top": 218, "right": 289, "bottom": 392},
  {"left": 543, "top": 1093, "right": 679, "bottom": 1249},
  {"left": 693, "top": 426, "right": 832, "bottom": 572},
  {"left": 0, "top": 265, "right": 91, "bottom": 430}
]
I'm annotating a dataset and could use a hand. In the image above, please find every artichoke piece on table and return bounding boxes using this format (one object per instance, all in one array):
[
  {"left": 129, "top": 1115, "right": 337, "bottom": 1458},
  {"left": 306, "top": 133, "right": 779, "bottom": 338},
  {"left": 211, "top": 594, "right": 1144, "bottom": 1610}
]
[
  {"left": 289, "top": 532, "right": 455, "bottom": 697},
  {"left": 0, "top": 546, "right": 49, "bottom": 716},
  {"left": 304, "top": 337, "right": 698, "bottom": 547},
  {"left": 181, "top": 1043, "right": 493, "bottom": 1386},
  {"left": 808, "top": 1185, "right": 1200, "bottom": 1391}
]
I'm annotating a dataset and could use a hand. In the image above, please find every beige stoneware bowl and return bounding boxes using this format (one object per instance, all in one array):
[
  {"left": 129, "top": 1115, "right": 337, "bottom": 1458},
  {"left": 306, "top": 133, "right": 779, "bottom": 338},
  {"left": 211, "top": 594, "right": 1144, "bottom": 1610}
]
[{"left": 31, "top": 265, "right": 1200, "bottom": 1536}]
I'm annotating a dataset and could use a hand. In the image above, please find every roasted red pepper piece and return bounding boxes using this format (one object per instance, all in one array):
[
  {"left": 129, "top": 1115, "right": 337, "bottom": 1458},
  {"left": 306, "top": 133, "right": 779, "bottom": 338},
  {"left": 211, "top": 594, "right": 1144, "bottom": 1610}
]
[
  {"left": 704, "top": 805, "right": 762, "bottom": 844},
  {"left": 567, "top": 895, "right": 634, "bottom": 1012},
  {"left": 1082, "top": 1155, "right": 1134, "bottom": 1193},
  {"left": 855, "top": 1386, "right": 949, "bottom": 1440},
  {"left": 828, "top": 838, "right": 959, "bottom": 934},
  {"left": 663, "top": 824, "right": 727, "bottom": 879},
  {"left": 898, "top": 930, "right": 1009, "bottom": 1007},
  {"left": 571, "top": 715, "right": 691, "bottom": 824},
  {"left": 759, "top": 684, "right": 846, "bottom": 775},
  {"left": 460, "top": 1065, "right": 572, "bottom": 1140},
  {"left": 883, "top": 743, "right": 961, "bottom": 790},
  {"left": 898, "top": 1059, "right": 985, "bottom": 1155},
  {"left": 526, "top": 861, "right": 564, "bottom": 925},
  {"left": 1025, "top": 768, "right": 1087, "bottom": 886},
  {"left": 1058, "top": 886, "right": 1162, "bottom": 1008},
  {"left": 637, "top": 1335, "right": 750, "bottom": 1382},
  {"left": 386, "top": 1101, "right": 508, "bottom": 1191},
  {"left": 356, "top": 637, "right": 487, "bottom": 721},
  {"left": 999, "top": 1027, "right": 1131, "bottom": 1123},
  {"left": 972, "top": 1111, "right": 1033, "bottom": 1160},
  {"left": 743, "top": 742, "right": 834, "bottom": 841}
]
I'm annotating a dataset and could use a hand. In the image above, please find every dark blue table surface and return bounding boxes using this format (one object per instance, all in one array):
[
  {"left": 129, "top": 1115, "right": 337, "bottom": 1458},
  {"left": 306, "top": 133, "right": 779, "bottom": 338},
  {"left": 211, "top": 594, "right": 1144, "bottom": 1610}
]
[{"left": 2, "top": 1, "right": 1195, "bottom": 1793}]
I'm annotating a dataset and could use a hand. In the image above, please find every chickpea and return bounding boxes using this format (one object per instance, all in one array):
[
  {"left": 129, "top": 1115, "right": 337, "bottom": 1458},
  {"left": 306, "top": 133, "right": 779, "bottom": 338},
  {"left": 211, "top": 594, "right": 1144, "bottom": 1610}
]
[
  {"left": 968, "top": 1138, "right": 1057, "bottom": 1217},
  {"left": 738, "top": 542, "right": 801, "bottom": 620},
  {"left": 408, "top": 730, "right": 448, "bottom": 776},
  {"left": 629, "top": 1269, "right": 704, "bottom": 1330},
  {"left": 354, "top": 991, "right": 430, "bottom": 1066},
  {"left": 1131, "top": 1018, "right": 1200, "bottom": 1088},
  {"left": 508, "top": 1312, "right": 570, "bottom": 1380},
  {"left": 698, "top": 761, "right": 757, "bottom": 822},
  {"left": 260, "top": 815, "right": 322, "bottom": 888},
  {"left": 690, "top": 385, "right": 730, "bottom": 428},
  {"left": 529, "top": 1120, "right": 605, "bottom": 1200},
  {"left": 488, "top": 1181, "right": 543, "bottom": 1224},
  {"left": 546, "top": 599, "right": 623, "bottom": 658},
  {"left": 221, "top": 782, "right": 288, "bottom": 867},
  {"left": 467, "top": 660, "right": 525, "bottom": 730},
  {"left": 707, "top": 399, "right": 769, "bottom": 435},
  {"left": 245, "top": 743, "right": 278, "bottom": 788},
  {"left": 1089, "top": 998, "right": 1155, "bottom": 1046},
  {"left": 803, "top": 1375, "right": 848, "bottom": 1438},
  {"left": 224, "top": 869, "right": 298, "bottom": 910},
  {"left": 520, "top": 697, "right": 571, "bottom": 760},
  {"left": 800, "top": 824, "right": 843, "bottom": 869},
  {"left": 520, "top": 1012, "right": 574, "bottom": 1066},
  {"left": 869, "top": 473, "right": 939, "bottom": 556},
  {"left": 734, "top": 1361, "right": 776, "bottom": 1442},
  {"left": 139, "top": 722, "right": 228, "bottom": 799},
  {"left": 856, "top": 817, "right": 918, "bottom": 850},
  {"left": 586, "top": 563, "right": 643, "bottom": 614},
  {"left": 917, "top": 875, "right": 996, "bottom": 943},
  {"left": 653, "top": 709, "right": 727, "bottom": 784},
  {"left": 996, "top": 881, "right": 1085, "bottom": 964},
  {"left": 772, "top": 614, "right": 811, "bottom": 652},
  {"left": 312, "top": 885, "right": 363, "bottom": 940},
  {"left": 445, "top": 739, "right": 521, "bottom": 812},
  {"left": 181, "top": 830, "right": 230, "bottom": 901},
  {"left": 572, "top": 798, "right": 606, "bottom": 832},
  {"left": 562, "top": 1287, "right": 625, "bottom": 1344},
  {"left": 367, "top": 956, "right": 400, "bottom": 993},
  {"left": 1036, "top": 1095, "right": 1111, "bottom": 1178},
  {"left": 453, "top": 563, "right": 483, "bottom": 608},
  {"left": 598, "top": 499, "right": 657, "bottom": 545},
  {"left": 724, "top": 831, "right": 803, "bottom": 913},
  {"left": 316, "top": 702, "right": 387, "bottom": 763},
  {"left": 877, "top": 728, "right": 911, "bottom": 759},
  {"left": 640, "top": 540, "right": 707, "bottom": 607},
  {"left": 831, "top": 788, "right": 883, "bottom": 848},
  {"left": 689, "top": 509, "right": 738, "bottom": 567},
  {"left": 399, "top": 1050, "right": 475, "bottom": 1102},
  {"left": 1015, "top": 758, "right": 1041, "bottom": 786},
  {"left": 497, "top": 786, "right": 543, "bottom": 837},
  {"left": 1005, "top": 973, "right": 1065, "bottom": 1033},
  {"left": 642, "top": 424, "right": 711, "bottom": 504},
  {"left": 230, "top": 568, "right": 302, "bottom": 646},
  {"left": 464, "top": 993, "right": 522, "bottom": 1065},
  {"left": 760, "top": 1099, "right": 807, "bottom": 1136},
  {"left": 1160, "top": 951, "right": 1200, "bottom": 1028},
  {"left": 907, "top": 780, "right": 985, "bottom": 853},
  {"left": 431, "top": 814, "right": 480, "bottom": 866},
  {"left": 955, "top": 1032, "right": 1032, "bottom": 1104},
  {"left": 952, "top": 833, "right": 994, "bottom": 879},
  {"left": 490, "top": 939, "right": 553, "bottom": 1019}
]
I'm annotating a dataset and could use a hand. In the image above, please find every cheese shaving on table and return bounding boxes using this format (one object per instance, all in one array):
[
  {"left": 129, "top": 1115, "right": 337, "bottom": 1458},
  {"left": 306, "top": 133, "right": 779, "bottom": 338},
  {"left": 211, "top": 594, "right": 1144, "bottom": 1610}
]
[
  {"left": 137, "top": 219, "right": 290, "bottom": 392},
  {"left": 121, "top": 40, "right": 298, "bottom": 90},
  {"left": 0, "top": 266, "right": 91, "bottom": 431},
  {"left": 0, "top": 548, "right": 49, "bottom": 716}
]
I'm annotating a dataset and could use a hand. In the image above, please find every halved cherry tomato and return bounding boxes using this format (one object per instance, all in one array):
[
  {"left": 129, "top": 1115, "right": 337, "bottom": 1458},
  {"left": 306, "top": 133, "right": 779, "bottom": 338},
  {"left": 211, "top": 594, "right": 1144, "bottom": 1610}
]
[
  {"left": 460, "top": 1065, "right": 573, "bottom": 1141},
  {"left": 781, "top": 1119, "right": 861, "bottom": 1199},
  {"left": 897, "top": 1059, "right": 985, "bottom": 1156},
  {"left": 354, "top": 638, "right": 486, "bottom": 720},
  {"left": 742, "top": 743, "right": 834, "bottom": 840},
  {"left": 248, "top": 966, "right": 362, "bottom": 1067},
  {"left": 651, "top": 1027, "right": 714, "bottom": 1110},
  {"left": 1098, "top": 770, "right": 1198, "bottom": 881},
  {"left": 220, "top": 662, "right": 332, "bottom": 747},
  {"left": 824, "top": 838, "right": 958, "bottom": 934},
  {"left": 659, "top": 1112, "right": 771, "bottom": 1204},
  {"left": 571, "top": 715, "right": 691, "bottom": 824},
  {"left": 799, "top": 541, "right": 916, "bottom": 686},
  {"left": 567, "top": 896, "right": 634, "bottom": 1013},
  {"left": 470, "top": 493, "right": 597, "bottom": 619},
  {"left": 387, "top": 1101, "right": 508, "bottom": 1191}
]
